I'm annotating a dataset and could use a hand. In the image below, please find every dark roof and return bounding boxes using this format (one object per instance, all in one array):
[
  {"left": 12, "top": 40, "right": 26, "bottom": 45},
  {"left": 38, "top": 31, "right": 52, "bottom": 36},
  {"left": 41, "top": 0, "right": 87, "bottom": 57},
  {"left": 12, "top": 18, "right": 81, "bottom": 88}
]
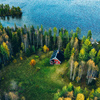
[
  {"left": 56, "top": 51, "right": 64, "bottom": 62},
  {"left": 50, "top": 50, "right": 57, "bottom": 60},
  {"left": 50, "top": 50, "right": 64, "bottom": 62}
]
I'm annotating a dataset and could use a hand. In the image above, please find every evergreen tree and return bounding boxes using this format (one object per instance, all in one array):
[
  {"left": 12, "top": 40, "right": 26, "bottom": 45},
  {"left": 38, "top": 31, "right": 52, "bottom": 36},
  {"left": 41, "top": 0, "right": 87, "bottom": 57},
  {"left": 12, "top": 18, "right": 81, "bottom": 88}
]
[
  {"left": 87, "top": 30, "right": 92, "bottom": 40},
  {"left": 96, "top": 50, "right": 100, "bottom": 65},
  {"left": 64, "top": 43, "right": 71, "bottom": 60}
]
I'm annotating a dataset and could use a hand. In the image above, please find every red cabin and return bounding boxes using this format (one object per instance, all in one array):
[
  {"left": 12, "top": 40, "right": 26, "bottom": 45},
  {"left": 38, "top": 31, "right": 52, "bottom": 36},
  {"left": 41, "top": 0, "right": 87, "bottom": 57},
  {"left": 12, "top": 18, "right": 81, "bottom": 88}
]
[{"left": 50, "top": 50, "right": 64, "bottom": 65}]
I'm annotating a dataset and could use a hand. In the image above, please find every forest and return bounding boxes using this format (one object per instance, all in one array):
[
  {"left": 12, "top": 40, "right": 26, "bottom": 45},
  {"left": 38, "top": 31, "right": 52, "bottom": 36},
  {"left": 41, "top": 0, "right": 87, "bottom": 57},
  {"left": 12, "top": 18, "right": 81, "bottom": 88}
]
[
  {"left": 0, "top": 22, "right": 100, "bottom": 100},
  {"left": 0, "top": 4, "right": 22, "bottom": 17}
]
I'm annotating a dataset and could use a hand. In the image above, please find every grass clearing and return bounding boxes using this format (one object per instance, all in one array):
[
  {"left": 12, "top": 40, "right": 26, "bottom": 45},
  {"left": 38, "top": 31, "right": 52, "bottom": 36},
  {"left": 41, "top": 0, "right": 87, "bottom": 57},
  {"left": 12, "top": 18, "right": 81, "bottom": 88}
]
[
  {"left": 0, "top": 51, "right": 67, "bottom": 100},
  {"left": 0, "top": 51, "right": 95, "bottom": 100}
]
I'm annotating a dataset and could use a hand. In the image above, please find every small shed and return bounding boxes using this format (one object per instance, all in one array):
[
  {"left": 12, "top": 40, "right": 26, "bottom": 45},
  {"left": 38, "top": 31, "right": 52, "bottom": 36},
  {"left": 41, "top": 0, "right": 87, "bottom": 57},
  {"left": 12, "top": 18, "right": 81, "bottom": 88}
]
[{"left": 50, "top": 50, "right": 64, "bottom": 65}]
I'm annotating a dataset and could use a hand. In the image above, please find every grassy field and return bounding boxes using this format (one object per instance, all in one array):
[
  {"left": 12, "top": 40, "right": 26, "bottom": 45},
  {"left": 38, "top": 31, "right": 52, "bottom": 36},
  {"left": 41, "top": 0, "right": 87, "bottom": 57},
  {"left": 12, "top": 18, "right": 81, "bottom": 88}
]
[
  {"left": 0, "top": 51, "right": 68, "bottom": 100},
  {"left": 0, "top": 51, "right": 96, "bottom": 100}
]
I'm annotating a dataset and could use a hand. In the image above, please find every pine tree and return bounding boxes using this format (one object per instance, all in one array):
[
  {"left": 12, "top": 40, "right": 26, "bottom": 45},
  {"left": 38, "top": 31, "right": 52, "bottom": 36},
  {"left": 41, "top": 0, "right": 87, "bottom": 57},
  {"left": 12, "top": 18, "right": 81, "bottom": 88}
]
[
  {"left": 96, "top": 50, "right": 100, "bottom": 65},
  {"left": 87, "top": 30, "right": 92, "bottom": 40},
  {"left": 64, "top": 43, "right": 71, "bottom": 60}
]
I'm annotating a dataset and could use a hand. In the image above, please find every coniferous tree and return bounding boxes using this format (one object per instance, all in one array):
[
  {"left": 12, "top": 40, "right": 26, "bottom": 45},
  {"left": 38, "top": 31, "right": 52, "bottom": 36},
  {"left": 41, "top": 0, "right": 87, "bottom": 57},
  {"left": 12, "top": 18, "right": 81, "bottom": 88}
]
[
  {"left": 87, "top": 30, "right": 92, "bottom": 40},
  {"left": 64, "top": 43, "right": 71, "bottom": 60}
]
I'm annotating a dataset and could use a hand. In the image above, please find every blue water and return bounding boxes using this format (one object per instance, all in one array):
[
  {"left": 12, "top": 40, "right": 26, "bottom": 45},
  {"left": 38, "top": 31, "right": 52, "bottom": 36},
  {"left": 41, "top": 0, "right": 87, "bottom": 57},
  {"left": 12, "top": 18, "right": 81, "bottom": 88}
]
[{"left": 0, "top": 0, "right": 100, "bottom": 40}]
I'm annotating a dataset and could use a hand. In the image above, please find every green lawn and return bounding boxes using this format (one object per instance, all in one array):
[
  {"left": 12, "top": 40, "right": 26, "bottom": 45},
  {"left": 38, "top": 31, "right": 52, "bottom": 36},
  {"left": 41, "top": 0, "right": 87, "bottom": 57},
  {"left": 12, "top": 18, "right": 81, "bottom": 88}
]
[
  {"left": 0, "top": 51, "right": 68, "bottom": 100},
  {"left": 0, "top": 51, "right": 96, "bottom": 100}
]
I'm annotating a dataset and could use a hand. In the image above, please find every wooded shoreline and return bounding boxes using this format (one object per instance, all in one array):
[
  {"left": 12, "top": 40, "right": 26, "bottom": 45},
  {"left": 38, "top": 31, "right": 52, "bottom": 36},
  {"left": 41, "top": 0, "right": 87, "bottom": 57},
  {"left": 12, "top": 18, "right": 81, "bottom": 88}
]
[{"left": 0, "top": 4, "right": 22, "bottom": 17}]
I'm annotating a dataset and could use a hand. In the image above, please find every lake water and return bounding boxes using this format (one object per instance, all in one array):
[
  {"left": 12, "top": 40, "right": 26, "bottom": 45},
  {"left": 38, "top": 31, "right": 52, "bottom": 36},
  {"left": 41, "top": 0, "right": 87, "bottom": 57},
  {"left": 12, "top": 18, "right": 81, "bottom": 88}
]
[{"left": 0, "top": 0, "right": 100, "bottom": 41}]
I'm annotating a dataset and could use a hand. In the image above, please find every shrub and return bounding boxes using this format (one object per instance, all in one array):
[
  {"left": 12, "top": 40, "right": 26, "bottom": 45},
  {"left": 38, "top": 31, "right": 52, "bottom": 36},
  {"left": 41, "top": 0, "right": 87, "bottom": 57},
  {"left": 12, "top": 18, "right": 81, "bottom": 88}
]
[
  {"left": 20, "top": 57, "right": 23, "bottom": 60},
  {"left": 35, "top": 56, "right": 39, "bottom": 59},
  {"left": 30, "top": 59, "right": 36, "bottom": 66},
  {"left": 67, "top": 82, "right": 73, "bottom": 92},
  {"left": 74, "top": 86, "right": 83, "bottom": 97},
  {"left": 13, "top": 59, "right": 17, "bottom": 63},
  {"left": 21, "top": 96, "right": 25, "bottom": 100},
  {"left": 8, "top": 92, "right": 19, "bottom": 100},
  {"left": 54, "top": 92, "right": 61, "bottom": 100}
]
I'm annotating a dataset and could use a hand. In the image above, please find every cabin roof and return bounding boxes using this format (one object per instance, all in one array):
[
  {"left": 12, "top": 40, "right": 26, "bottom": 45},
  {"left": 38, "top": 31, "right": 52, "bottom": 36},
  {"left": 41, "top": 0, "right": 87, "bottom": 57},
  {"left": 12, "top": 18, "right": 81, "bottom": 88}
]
[{"left": 50, "top": 50, "right": 64, "bottom": 62}]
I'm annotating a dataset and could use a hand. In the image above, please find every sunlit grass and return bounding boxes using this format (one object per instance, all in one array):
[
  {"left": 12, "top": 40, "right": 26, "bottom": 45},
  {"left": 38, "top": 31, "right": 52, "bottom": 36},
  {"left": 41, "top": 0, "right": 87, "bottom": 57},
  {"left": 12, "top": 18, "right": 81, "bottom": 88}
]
[{"left": 0, "top": 51, "right": 67, "bottom": 100}]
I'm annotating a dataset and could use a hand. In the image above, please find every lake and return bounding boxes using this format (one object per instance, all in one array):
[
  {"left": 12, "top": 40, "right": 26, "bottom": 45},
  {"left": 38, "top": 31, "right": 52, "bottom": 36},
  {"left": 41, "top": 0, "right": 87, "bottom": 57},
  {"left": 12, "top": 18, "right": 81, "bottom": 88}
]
[{"left": 0, "top": 0, "right": 100, "bottom": 40}]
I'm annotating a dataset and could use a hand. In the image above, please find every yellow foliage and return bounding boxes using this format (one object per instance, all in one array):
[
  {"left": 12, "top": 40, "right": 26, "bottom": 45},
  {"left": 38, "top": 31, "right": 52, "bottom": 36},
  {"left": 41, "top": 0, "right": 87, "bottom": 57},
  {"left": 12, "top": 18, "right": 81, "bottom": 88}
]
[
  {"left": 64, "top": 98, "right": 72, "bottom": 100},
  {"left": 96, "top": 87, "right": 100, "bottom": 93},
  {"left": 21, "top": 96, "right": 25, "bottom": 100},
  {"left": 20, "top": 57, "right": 23, "bottom": 60},
  {"left": 74, "top": 61, "right": 79, "bottom": 68},
  {"left": 67, "top": 91, "right": 73, "bottom": 98},
  {"left": 2, "top": 42, "right": 10, "bottom": 57},
  {"left": 13, "top": 59, "right": 17, "bottom": 63},
  {"left": 42, "top": 45, "right": 49, "bottom": 52},
  {"left": 80, "top": 48, "right": 85, "bottom": 55},
  {"left": 84, "top": 39, "right": 92, "bottom": 46},
  {"left": 75, "top": 37, "right": 78, "bottom": 42},
  {"left": 58, "top": 97, "right": 63, "bottom": 100},
  {"left": 8, "top": 92, "right": 19, "bottom": 100},
  {"left": 30, "top": 59, "right": 36, "bottom": 66},
  {"left": 91, "top": 48, "right": 97, "bottom": 54},
  {"left": 76, "top": 93, "right": 85, "bottom": 100},
  {"left": 86, "top": 98, "right": 89, "bottom": 100},
  {"left": 89, "top": 89, "right": 94, "bottom": 97}
]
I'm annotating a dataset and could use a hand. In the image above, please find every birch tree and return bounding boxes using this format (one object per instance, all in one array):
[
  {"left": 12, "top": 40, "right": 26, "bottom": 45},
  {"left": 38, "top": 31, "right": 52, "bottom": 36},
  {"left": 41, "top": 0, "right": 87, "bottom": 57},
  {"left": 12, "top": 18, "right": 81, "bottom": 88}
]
[
  {"left": 72, "top": 61, "right": 78, "bottom": 80},
  {"left": 69, "top": 54, "right": 74, "bottom": 79},
  {"left": 87, "top": 59, "right": 99, "bottom": 84},
  {"left": 74, "top": 37, "right": 78, "bottom": 50},
  {"left": 77, "top": 61, "right": 85, "bottom": 82}
]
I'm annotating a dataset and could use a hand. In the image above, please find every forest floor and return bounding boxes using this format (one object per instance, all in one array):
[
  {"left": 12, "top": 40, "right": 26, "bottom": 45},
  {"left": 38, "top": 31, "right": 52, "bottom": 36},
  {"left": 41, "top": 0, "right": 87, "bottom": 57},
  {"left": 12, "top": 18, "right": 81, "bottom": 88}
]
[{"left": 0, "top": 51, "right": 96, "bottom": 100}]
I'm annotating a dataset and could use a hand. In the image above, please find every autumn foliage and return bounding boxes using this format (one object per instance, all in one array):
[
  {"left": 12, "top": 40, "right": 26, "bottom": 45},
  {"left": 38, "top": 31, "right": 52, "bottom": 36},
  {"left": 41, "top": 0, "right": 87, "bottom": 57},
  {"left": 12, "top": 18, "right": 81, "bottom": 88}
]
[
  {"left": 30, "top": 59, "right": 36, "bottom": 66},
  {"left": 20, "top": 57, "right": 23, "bottom": 60},
  {"left": 42, "top": 45, "right": 49, "bottom": 52}
]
